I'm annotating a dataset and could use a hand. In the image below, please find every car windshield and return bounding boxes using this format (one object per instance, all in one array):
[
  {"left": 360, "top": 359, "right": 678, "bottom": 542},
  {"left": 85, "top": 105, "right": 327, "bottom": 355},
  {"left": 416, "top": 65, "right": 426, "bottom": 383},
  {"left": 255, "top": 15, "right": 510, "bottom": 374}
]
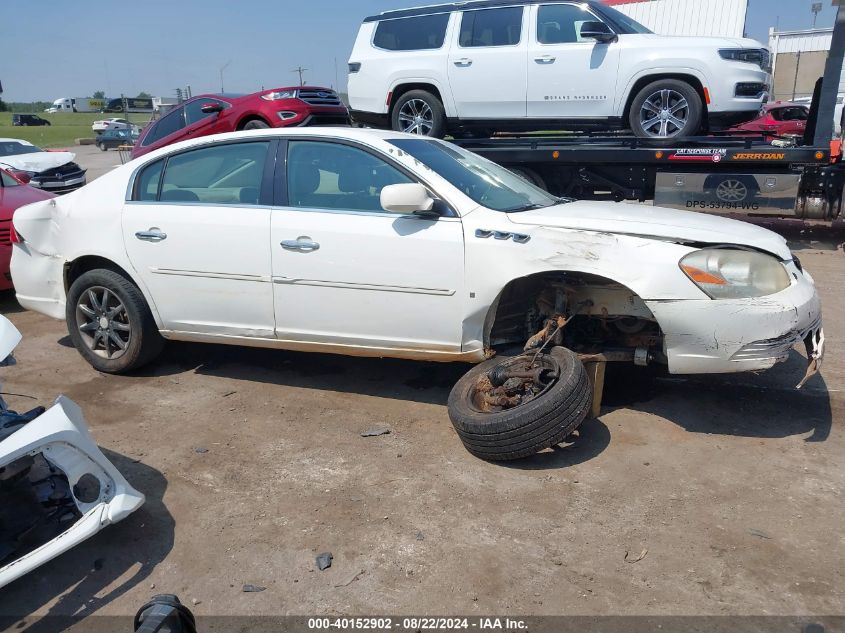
[
  {"left": 388, "top": 138, "right": 563, "bottom": 212},
  {"left": 0, "top": 141, "right": 42, "bottom": 157},
  {"left": 595, "top": 5, "right": 652, "bottom": 34}
]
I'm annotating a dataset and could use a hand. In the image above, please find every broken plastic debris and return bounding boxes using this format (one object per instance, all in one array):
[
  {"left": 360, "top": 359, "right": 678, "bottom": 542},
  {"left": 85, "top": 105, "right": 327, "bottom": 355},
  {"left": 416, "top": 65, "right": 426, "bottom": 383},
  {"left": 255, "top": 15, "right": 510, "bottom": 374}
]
[
  {"left": 242, "top": 584, "right": 266, "bottom": 592},
  {"left": 748, "top": 528, "right": 772, "bottom": 539},
  {"left": 360, "top": 427, "right": 390, "bottom": 437},
  {"left": 624, "top": 549, "right": 648, "bottom": 563},
  {"left": 316, "top": 552, "right": 333, "bottom": 570}
]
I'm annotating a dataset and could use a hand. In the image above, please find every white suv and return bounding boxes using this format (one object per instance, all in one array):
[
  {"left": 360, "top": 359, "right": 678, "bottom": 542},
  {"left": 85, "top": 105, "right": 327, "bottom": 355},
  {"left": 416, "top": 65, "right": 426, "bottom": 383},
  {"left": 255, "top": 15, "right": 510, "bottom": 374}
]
[{"left": 348, "top": 0, "right": 771, "bottom": 138}]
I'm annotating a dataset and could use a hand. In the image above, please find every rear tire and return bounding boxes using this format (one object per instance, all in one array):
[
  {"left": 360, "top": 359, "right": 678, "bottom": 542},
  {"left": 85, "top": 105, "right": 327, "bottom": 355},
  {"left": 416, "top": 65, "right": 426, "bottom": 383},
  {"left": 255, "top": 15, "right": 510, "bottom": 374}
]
[
  {"left": 391, "top": 90, "right": 446, "bottom": 138},
  {"left": 66, "top": 269, "right": 164, "bottom": 374},
  {"left": 629, "top": 79, "right": 703, "bottom": 139},
  {"left": 448, "top": 347, "right": 592, "bottom": 461},
  {"left": 98, "top": 143, "right": 107, "bottom": 151}
]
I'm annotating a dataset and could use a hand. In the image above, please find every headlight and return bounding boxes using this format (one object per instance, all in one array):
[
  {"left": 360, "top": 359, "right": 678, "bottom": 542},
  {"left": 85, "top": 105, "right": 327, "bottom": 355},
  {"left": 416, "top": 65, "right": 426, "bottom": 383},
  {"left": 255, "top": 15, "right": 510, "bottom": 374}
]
[
  {"left": 719, "top": 48, "right": 770, "bottom": 70},
  {"left": 261, "top": 90, "right": 297, "bottom": 101},
  {"left": 680, "top": 249, "right": 791, "bottom": 299}
]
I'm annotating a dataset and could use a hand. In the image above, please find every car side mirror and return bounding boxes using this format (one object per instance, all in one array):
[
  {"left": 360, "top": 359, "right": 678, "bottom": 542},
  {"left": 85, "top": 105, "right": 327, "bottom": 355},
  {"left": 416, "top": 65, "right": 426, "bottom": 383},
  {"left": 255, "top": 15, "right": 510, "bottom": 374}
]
[
  {"left": 380, "top": 183, "right": 435, "bottom": 215},
  {"left": 580, "top": 21, "right": 618, "bottom": 44},
  {"left": 200, "top": 102, "right": 224, "bottom": 114}
]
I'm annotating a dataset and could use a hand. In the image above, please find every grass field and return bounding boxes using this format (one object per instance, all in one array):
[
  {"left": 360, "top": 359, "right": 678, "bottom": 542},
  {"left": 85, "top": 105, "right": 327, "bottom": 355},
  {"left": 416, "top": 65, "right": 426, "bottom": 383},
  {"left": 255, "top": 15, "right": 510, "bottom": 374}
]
[{"left": 0, "top": 112, "right": 151, "bottom": 148}]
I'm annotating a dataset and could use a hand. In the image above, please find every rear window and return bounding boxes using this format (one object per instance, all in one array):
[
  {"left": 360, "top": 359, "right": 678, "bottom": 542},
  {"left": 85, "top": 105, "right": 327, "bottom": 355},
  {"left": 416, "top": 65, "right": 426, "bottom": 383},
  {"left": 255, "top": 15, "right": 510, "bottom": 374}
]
[{"left": 373, "top": 14, "right": 450, "bottom": 51}]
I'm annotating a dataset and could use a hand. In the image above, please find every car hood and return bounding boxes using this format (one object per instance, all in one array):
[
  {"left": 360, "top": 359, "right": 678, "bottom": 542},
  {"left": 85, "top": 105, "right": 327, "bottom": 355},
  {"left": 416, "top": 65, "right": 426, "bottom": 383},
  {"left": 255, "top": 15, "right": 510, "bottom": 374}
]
[
  {"left": 629, "top": 33, "right": 765, "bottom": 49},
  {"left": 0, "top": 151, "right": 75, "bottom": 174},
  {"left": 506, "top": 201, "right": 791, "bottom": 260}
]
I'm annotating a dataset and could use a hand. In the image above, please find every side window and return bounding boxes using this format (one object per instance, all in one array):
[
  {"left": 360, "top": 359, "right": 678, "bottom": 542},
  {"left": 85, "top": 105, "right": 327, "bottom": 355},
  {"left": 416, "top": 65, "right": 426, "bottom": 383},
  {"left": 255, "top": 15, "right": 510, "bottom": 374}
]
[
  {"left": 287, "top": 141, "right": 413, "bottom": 213},
  {"left": 141, "top": 107, "right": 186, "bottom": 146},
  {"left": 0, "top": 171, "right": 20, "bottom": 187},
  {"left": 157, "top": 142, "right": 269, "bottom": 205},
  {"left": 537, "top": 4, "right": 598, "bottom": 44},
  {"left": 373, "top": 14, "right": 450, "bottom": 51},
  {"left": 135, "top": 159, "right": 164, "bottom": 201},
  {"left": 459, "top": 7, "right": 523, "bottom": 48},
  {"left": 769, "top": 109, "right": 785, "bottom": 121},
  {"left": 185, "top": 99, "right": 227, "bottom": 126}
]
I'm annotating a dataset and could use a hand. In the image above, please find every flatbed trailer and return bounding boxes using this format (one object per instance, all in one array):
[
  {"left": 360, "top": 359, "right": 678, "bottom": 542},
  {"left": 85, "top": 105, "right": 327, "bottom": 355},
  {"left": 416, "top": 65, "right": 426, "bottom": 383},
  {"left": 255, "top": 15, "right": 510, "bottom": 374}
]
[{"left": 453, "top": 3, "right": 845, "bottom": 224}]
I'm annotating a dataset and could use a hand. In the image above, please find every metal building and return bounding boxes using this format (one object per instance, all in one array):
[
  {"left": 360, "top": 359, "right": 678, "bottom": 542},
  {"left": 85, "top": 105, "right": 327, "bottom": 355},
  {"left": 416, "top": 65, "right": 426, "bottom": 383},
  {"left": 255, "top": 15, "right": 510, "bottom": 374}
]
[
  {"left": 768, "top": 27, "right": 843, "bottom": 101},
  {"left": 605, "top": 0, "right": 749, "bottom": 39}
]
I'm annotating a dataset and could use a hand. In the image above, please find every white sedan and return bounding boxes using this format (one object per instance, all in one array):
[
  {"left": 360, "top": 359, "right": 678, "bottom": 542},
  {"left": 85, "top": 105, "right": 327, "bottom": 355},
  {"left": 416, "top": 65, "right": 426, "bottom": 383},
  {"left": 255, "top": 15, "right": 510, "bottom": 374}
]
[
  {"left": 9, "top": 128, "right": 824, "bottom": 460},
  {"left": 92, "top": 118, "right": 136, "bottom": 133}
]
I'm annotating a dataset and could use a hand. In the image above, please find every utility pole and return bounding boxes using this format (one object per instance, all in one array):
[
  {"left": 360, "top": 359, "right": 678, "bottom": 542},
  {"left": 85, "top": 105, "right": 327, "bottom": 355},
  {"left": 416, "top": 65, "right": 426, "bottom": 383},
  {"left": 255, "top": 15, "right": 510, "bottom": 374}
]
[
  {"left": 219, "top": 60, "right": 232, "bottom": 94},
  {"left": 812, "top": 2, "right": 822, "bottom": 28},
  {"left": 292, "top": 66, "right": 307, "bottom": 86}
]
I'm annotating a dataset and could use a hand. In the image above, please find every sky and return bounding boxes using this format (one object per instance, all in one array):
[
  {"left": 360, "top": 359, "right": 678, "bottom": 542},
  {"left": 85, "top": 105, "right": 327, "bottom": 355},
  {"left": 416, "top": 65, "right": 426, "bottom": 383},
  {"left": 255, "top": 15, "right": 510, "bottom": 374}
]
[{"left": 0, "top": 0, "right": 840, "bottom": 102}]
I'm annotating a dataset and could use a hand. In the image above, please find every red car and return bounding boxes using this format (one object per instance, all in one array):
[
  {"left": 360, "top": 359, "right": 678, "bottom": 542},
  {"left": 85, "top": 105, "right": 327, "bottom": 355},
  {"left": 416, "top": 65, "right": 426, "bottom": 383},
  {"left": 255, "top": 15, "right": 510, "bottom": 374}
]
[
  {"left": 726, "top": 101, "right": 809, "bottom": 137},
  {"left": 0, "top": 168, "right": 54, "bottom": 290},
  {"left": 131, "top": 87, "right": 350, "bottom": 159}
]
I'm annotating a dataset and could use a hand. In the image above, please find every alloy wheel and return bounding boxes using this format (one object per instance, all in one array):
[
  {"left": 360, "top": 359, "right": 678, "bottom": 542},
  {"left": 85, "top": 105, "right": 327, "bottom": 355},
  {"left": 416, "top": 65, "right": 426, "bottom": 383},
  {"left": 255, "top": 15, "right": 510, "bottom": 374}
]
[
  {"left": 715, "top": 179, "right": 749, "bottom": 202},
  {"left": 639, "top": 89, "right": 690, "bottom": 138},
  {"left": 76, "top": 286, "right": 132, "bottom": 359},
  {"left": 397, "top": 99, "right": 434, "bottom": 135}
]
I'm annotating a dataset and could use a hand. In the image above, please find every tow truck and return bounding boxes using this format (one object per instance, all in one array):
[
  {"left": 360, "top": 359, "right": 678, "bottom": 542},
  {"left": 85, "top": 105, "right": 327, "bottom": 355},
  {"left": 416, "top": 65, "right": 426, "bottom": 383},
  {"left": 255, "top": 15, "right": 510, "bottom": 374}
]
[{"left": 453, "top": 4, "right": 845, "bottom": 225}]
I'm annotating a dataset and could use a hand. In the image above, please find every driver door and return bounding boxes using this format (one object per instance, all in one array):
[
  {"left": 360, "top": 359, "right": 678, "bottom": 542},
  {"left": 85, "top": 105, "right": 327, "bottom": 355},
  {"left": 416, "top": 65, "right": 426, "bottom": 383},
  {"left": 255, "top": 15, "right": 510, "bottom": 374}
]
[{"left": 269, "top": 139, "right": 466, "bottom": 355}]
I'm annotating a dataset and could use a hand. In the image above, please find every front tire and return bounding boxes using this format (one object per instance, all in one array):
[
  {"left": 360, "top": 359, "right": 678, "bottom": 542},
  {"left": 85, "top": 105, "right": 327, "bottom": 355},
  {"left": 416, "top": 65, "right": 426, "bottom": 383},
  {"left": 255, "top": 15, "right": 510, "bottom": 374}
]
[
  {"left": 448, "top": 347, "right": 592, "bottom": 461},
  {"left": 391, "top": 90, "right": 446, "bottom": 138},
  {"left": 98, "top": 142, "right": 107, "bottom": 151},
  {"left": 66, "top": 269, "right": 164, "bottom": 374},
  {"left": 242, "top": 119, "right": 270, "bottom": 130},
  {"left": 629, "top": 79, "right": 703, "bottom": 139}
]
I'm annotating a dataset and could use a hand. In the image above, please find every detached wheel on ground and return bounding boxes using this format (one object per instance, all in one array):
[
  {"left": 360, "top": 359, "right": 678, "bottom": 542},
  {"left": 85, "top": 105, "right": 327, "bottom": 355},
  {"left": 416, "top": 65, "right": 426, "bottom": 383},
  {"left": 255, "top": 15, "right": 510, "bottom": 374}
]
[
  {"left": 66, "top": 269, "right": 164, "bottom": 374},
  {"left": 447, "top": 347, "right": 592, "bottom": 461},
  {"left": 391, "top": 90, "right": 447, "bottom": 138},
  {"left": 629, "top": 79, "right": 703, "bottom": 139}
]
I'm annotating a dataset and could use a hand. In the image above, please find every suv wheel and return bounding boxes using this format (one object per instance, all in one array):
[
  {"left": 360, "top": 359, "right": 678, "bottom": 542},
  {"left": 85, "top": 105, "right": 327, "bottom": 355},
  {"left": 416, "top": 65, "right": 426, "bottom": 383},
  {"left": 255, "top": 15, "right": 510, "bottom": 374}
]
[
  {"left": 629, "top": 79, "right": 703, "bottom": 139},
  {"left": 391, "top": 90, "right": 446, "bottom": 138},
  {"left": 243, "top": 119, "right": 270, "bottom": 130},
  {"left": 66, "top": 269, "right": 164, "bottom": 374}
]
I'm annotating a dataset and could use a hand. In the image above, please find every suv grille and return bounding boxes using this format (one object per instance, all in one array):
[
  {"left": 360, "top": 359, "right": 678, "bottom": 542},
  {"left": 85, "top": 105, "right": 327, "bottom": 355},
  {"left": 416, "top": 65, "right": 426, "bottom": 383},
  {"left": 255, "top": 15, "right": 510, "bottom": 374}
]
[{"left": 299, "top": 89, "right": 342, "bottom": 106}]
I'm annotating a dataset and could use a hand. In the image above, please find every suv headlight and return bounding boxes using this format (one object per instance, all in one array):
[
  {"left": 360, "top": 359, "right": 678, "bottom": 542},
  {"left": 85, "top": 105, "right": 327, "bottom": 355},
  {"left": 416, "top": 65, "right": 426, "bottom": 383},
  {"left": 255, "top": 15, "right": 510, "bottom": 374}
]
[
  {"left": 719, "top": 48, "right": 770, "bottom": 71},
  {"left": 680, "top": 249, "right": 790, "bottom": 299},
  {"left": 261, "top": 90, "right": 297, "bottom": 101}
]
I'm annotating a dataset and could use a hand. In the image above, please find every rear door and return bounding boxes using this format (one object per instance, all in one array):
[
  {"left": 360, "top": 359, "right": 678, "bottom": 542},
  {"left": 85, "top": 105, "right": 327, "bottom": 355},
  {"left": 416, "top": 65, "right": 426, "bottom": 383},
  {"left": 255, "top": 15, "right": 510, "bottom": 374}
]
[
  {"left": 447, "top": 6, "right": 528, "bottom": 119},
  {"left": 526, "top": 3, "right": 621, "bottom": 118},
  {"left": 122, "top": 139, "right": 276, "bottom": 337}
]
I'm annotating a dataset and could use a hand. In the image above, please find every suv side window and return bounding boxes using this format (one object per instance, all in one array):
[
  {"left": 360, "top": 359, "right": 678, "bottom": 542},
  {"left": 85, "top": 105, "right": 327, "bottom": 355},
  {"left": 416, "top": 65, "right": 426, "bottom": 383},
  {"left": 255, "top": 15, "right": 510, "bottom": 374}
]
[
  {"left": 459, "top": 7, "right": 523, "bottom": 48},
  {"left": 537, "top": 4, "right": 597, "bottom": 44},
  {"left": 185, "top": 98, "right": 229, "bottom": 126},
  {"left": 373, "top": 14, "right": 450, "bottom": 51},
  {"left": 287, "top": 141, "right": 413, "bottom": 213},
  {"left": 141, "top": 106, "right": 186, "bottom": 146}
]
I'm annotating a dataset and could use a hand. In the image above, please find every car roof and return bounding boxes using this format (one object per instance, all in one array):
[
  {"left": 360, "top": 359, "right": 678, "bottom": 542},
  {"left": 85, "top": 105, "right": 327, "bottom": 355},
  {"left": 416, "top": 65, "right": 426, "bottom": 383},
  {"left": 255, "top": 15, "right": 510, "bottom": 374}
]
[
  {"left": 364, "top": 0, "right": 600, "bottom": 21},
  {"left": 0, "top": 138, "right": 35, "bottom": 145}
]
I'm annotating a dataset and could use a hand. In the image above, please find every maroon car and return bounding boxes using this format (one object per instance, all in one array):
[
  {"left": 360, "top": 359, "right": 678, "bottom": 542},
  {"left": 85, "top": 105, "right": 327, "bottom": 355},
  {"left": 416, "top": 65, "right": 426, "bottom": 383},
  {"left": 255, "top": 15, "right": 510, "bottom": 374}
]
[
  {"left": 131, "top": 86, "right": 350, "bottom": 159},
  {"left": 0, "top": 168, "right": 54, "bottom": 290},
  {"left": 726, "top": 101, "right": 809, "bottom": 138}
]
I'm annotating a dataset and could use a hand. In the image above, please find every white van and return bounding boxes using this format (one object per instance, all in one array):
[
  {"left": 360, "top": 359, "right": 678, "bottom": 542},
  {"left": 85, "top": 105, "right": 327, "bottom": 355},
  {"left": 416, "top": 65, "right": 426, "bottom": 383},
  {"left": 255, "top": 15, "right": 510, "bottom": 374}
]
[{"left": 347, "top": 0, "right": 771, "bottom": 138}]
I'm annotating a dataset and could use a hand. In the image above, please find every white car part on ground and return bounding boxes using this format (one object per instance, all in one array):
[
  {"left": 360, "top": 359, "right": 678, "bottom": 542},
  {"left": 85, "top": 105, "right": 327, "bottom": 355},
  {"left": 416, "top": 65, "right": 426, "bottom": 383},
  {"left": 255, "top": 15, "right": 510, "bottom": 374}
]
[{"left": 0, "top": 315, "right": 144, "bottom": 590}]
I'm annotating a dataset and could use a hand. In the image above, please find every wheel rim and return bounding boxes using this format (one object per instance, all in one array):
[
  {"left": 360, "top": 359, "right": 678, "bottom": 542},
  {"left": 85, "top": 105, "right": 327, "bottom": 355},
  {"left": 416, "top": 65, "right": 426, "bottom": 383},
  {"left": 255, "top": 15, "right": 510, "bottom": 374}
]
[
  {"left": 715, "top": 179, "right": 748, "bottom": 202},
  {"left": 397, "top": 99, "right": 434, "bottom": 135},
  {"left": 469, "top": 354, "right": 560, "bottom": 414},
  {"left": 639, "top": 89, "right": 690, "bottom": 138},
  {"left": 76, "top": 286, "right": 132, "bottom": 360}
]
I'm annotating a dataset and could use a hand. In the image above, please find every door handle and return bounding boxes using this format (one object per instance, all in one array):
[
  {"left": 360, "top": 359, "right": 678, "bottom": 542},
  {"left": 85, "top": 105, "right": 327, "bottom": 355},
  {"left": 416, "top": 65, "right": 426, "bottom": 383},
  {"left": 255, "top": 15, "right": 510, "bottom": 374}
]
[
  {"left": 534, "top": 55, "right": 556, "bottom": 64},
  {"left": 135, "top": 228, "right": 167, "bottom": 242},
  {"left": 453, "top": 58, "right": 473, "bottom": 67},
  {"left": 281, "top": 238, "right": 320, "bottom": 252}
]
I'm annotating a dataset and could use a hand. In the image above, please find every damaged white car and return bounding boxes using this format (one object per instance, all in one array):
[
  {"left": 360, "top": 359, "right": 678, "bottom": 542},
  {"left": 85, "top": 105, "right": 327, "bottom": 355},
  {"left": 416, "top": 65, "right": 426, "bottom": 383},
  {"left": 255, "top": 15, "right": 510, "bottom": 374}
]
[
  {"left": 0, "top": 315, "right": 143, "bottom": 589},
  {"left": 0, "top": 138, "right": 87, "bottom": 195},
  {"left": 9, "top": 128, "right": 824, "bottom": 460}
]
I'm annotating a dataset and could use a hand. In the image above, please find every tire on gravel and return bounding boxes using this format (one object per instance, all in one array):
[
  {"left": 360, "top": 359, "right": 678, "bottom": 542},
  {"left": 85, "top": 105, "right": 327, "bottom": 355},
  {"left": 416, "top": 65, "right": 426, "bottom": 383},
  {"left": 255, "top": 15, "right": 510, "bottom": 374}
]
[
  {"left": 66, "top": 268, "right": 164, "bottom": 374},
  {"left": 447, "top": 347, "right": 592, "bottom": 461}
]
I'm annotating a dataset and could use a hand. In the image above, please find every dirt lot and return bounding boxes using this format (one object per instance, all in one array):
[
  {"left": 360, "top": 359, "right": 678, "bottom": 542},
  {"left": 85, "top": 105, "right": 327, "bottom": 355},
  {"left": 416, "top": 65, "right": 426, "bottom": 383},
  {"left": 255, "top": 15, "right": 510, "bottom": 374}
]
[{"left": 0, "top": 150, "right": 843, "bottom": 622}]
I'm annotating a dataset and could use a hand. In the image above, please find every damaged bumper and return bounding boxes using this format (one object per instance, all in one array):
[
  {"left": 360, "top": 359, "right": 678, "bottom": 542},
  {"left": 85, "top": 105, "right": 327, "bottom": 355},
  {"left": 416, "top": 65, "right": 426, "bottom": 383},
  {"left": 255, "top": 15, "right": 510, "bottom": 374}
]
[{"left": 647, "top": 262, "right": 822, "bottom": 376}]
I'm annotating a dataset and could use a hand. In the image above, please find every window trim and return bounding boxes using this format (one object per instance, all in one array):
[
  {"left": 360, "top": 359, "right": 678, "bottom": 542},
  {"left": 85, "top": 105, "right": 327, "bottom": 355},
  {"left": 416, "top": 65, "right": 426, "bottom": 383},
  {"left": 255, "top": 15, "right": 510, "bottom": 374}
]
[
  {"left": 458, "top": 5, "right": 525, "bottom": 50},
  {"left": 126, "top": 138, "right": 277, "bottom": 206},
  {"left": 274, "top": 136, "right": 457, "bottom": 218},
  {"left": 371, "top": 12, "right": 452, "bottom": 52},
  {"left": 534, "top": 2, "right": 610, "bottom": 46}
]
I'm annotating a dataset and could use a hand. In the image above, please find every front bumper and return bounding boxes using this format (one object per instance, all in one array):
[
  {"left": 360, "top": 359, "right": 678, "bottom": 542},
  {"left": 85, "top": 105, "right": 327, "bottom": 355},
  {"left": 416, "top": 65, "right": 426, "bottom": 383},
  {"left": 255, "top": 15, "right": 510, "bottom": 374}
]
[
  {"left": 647, "top": 263, "right": 822, "bottom": 374},
  {"left": 0, "top": 395, "right": 144, "bottom": 589}
]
